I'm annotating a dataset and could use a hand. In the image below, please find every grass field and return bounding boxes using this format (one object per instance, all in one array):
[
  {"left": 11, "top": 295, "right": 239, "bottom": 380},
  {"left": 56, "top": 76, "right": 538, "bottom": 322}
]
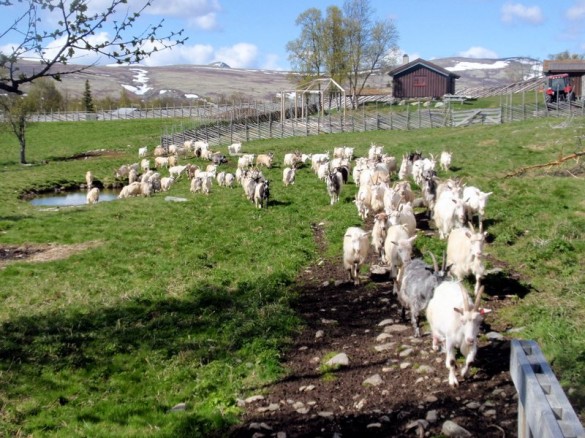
[{"left": 0, "top": 113, "right": 584, "bottom": 436}]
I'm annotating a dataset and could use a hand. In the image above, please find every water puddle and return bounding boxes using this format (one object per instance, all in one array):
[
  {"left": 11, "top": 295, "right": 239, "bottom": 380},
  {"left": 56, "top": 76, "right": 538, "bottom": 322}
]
[{"left": 30, "top": 190, "right": 120, "bottom": 207}]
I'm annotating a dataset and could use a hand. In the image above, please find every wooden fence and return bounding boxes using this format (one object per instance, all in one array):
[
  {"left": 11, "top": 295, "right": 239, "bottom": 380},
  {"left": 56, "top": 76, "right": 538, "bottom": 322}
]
[
  {"left": 511, "top": 340, "right": 585, "bottom": 438},
  {"left": 160, "top": 99, "right": 585, "bottom": 148}
]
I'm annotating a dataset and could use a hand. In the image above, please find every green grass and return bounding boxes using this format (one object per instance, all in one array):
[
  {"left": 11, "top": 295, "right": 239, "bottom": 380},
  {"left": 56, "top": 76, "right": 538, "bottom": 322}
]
[{"left": 0, "top": 115, "right": 584, "bottom": 435}]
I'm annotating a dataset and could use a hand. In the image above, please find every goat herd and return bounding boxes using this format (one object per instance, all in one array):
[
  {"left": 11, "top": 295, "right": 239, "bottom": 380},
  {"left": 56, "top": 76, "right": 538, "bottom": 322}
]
[{"left": 84, "top": 139, "right": 494, "bottom": 387}]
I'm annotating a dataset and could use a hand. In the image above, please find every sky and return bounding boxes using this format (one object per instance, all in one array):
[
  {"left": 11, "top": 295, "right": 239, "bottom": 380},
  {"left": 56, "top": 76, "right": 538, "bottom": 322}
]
[{"left": 1, "top": 0, "right": 585, "bottom": 70}]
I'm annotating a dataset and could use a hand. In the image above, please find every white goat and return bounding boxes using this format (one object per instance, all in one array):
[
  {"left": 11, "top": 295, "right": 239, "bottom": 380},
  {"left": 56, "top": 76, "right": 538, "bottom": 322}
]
[
  {"left": 282, "top": 167, "right": 296, "bottom": 186},
  {"left": 463, "top": 186, "right": 492, "bottom": 232},
  {"left": 440, "top": 151, "right": 452, "bottom": 172},
  {"left": 371, "top": 212, "right": 389, "bottom": 261},
  {"left": 86, "top": 187, "right": 99, "bottom": 204},
  {"left": 388, "top": 202, "right": 417, "bottom": 237},
  {"left": 343, "top": 227, "right": 371, "bottom": 285},
  {"left": 160, "top": 176, "right": 174, "bottom": 192},
  {"left": 383, "top": 224, "right": 417, "bottom": 281},
  {"left": 227, "top": 142, "right": 242, "bottom": 156},
  {"left": 169, "top": 165, "right": 188, "bottom": 180},
  {"left": 85, "top": 170, "right": 94, "bottom": 189},
  {"left": 433, "top": 190, "right": 466, "bottom": 240},
  {"left": 426, "top": 282, "right": 491, "bottom": 386},
  {"left": 447, "top": 226, "right": 487, "bottom": 295},
  {"left": 138, "top": 146, "right": 148, "bottom": 158}
]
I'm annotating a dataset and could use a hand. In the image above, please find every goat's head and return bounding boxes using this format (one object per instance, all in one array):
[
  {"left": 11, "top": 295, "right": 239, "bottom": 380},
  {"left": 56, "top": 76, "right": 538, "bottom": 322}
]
[{"left": 454, "top": 285, "right": 491, "bottom": 345}]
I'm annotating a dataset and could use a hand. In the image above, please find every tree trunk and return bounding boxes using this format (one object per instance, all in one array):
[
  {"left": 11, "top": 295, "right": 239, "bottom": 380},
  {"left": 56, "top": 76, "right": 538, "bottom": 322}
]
[{"left": 19, "top": 138, "right": 27, "bottom": 164}]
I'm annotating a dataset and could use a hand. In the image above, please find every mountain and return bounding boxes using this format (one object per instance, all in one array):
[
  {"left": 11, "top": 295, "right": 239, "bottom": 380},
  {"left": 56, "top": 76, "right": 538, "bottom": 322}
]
[{"left": 13, "top": 57, "right": 544, "bottom": 103}]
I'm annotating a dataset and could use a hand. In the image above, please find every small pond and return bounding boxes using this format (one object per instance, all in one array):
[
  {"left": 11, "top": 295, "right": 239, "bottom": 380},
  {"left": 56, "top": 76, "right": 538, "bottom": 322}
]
[{"left": 30, "top": 189, "right": 120, "bottom": 207}]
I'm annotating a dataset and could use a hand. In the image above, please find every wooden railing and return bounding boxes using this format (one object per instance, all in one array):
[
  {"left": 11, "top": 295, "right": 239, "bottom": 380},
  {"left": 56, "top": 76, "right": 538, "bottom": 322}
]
[{"left": 510, "top": 340, "right": 585, "bottom": 438}]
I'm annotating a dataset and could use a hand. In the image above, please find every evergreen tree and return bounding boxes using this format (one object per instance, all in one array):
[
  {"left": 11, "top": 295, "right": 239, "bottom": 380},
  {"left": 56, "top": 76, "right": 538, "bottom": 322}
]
[{"left": 83, "top": 80, "right": 95, "bottom": 113}]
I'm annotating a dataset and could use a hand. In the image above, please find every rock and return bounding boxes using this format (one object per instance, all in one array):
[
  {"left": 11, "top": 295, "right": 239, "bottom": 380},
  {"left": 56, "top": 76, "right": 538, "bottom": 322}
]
[
  {"left": 334, "top": 280, "right": 344, "bottom": 286},
  {"left": 399, "top": 348, "right": 413, "bottom": 357},
  {"left": 442, "top": 420, "right": 472, "bottom": 437},
  {"left": 318, "top": 411, "right": 334, "bottom": 418},
  {"left": 483, "top": 409, "right": 497, "bottom": 417},
  {"left": 325, "top": 353, "right": 349, "bottom": 367},
  {"left": 374, "top": 342, "right": 395, "bottom": 352},
  {"left": 164, "top": 196, "right": 188, "bottom": 202},
  {"left": 400, "top": 362, "right": 411, "bottom": 369},
  {"left": 170, "top": 402, "right": 186, "bottom": 411},
  {"left": 425, "top": 395, "right": 438, "bottom": 403},
  {"left": 363, "top": 374, "right": 383, "bottom": 387},
  {"left": 354, "top": 398, "right": 366, "bottom": 410},
  {"left": 245, "top": 395, "right": 265, "bottom": 404},
  {"left": 426, "top": 410, "right": 438, "bottom": 423},
  {"left": 299, "top": 385, "right": 315, "bottom": 392},
  {"left": 416, "top": 365, "right": 435, "bottom": 374},
  {"left": 378, "top": 318, "right": 394, "bottom": 326},
  {"left": 321, "top": 318, "right": 337, "bottom": 325},
  {"left": 366, "top": 423, "right": 382, "bottom": 429},
  {"left": 315, "top": 330, "right": 324, "bottom": 339},
  {"left": 384, "top": 324, "right": 409, "bottom": 333},
  {"left": 292, "top": 401, "right": 305, "bottom": 410},
  {"left": 376, "top": 333, "right": 393, "bottom": 342},
  {"left": 465, "top": 401, "right": 481, "bottom": 410},
  {"left": 276, "top": 432, "right": 286, "bottom": 438},
  {"left": 486, "top": 331, "right": 505, "bottom": 341},
  {"left": 507, "top": 326, "right": 525, "bottom": 333}
]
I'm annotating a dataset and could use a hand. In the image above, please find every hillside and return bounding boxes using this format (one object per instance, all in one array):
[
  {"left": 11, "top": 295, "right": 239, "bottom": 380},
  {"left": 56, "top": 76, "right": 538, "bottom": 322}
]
[{"left": 14, "top": 56, "right": 544, "bottom": 104}]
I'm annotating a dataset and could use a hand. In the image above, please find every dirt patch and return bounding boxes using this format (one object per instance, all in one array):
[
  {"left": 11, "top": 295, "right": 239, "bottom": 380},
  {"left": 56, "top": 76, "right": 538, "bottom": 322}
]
[
  {"left": 229, "top": 224, "right": 520, "bottom": 438},
  {"left": 52, "top": 149, "right": 125, "bottom": 162},
  {"left": 0, "top": 241, "right": 103, "bottom": 269}
]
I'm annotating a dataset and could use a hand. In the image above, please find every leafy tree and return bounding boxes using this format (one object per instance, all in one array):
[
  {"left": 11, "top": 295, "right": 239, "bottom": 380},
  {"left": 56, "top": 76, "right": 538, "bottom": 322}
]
[
  {"left": 286, "top": 8, "right": 327, "bottom": 80},
  {"left": 0, "top": 94, "right": 35, "bottom": 164},
  {"left": 343, "top": 0, "right": 399, "bottom": 108},
  {"left": 286, "top": 0, "right": 399, "bottom": 109},
  {"left": 0, "top": 0, "right": 187, "bottom": 95},
  {"left": 549, "top": 51, "right": 585, "bottom": 60},
  {"left": 119, "top": 88, "right": 134, "bottom": 108},
  {"left": 83, "top": 80, "right": 95, "bottom": 113},
  {"left": 26, "top": 77, "right": 64, "bottom": 113}
]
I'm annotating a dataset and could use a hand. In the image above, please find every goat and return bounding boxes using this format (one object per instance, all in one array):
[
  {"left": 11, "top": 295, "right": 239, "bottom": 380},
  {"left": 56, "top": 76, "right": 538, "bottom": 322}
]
[
  {"left": 343, "top": 227, "right": 371, "bottom": 285},
  {"left": 447, "top": 225, "right": 487, "bottom": 295},
  {"left": 383, "top": 224, "right": 417, "bottom": 282},
  {"left": 254, "top": 179, "right": 270, "bottom": 209},
  {"left": 433, "top": 190, "right": 466, "bottom": 240},
  {"left": 426, "top": 283, "right": 491, "bottom": 386},
  {"left": 371, "top": 212, "right": 389, "bottom": 261},
  {"left": 227, "top": 142, "right": 242, "bottom": 156},
  {"left": 86, "top": 187, "right": 100, "bottom": 204},
  {"left": 326, "top": 169, "right": 343, "bottom": 205},
  {"left": 398, "top": 253, "right": 450, "bottom": 337},
  {"left": 282, "top": 167, "right": 296, "bottom": 186},
  {"left": 462, "top": 186, "right": 492, "bottom": 232},
  {"left": 440, "top": 151, "right": 452, "bottom": 172}
]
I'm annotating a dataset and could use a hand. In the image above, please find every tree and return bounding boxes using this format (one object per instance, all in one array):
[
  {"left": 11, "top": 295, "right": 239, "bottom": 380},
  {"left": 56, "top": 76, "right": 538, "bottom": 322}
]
[
  {"left": 0, "top": 94, "right": 35, "bottom": 164},
  {"left": 83, "top": 80, "right": 95, "bottom": 113},
  {"left": 0, "top": 0, "right": 187, "bottom": 95},
  {"left": 26, "top": 77, "right": 64, "bottom": 113},
  {"left": 343, "top": 0, "right": 399, "bottom": 108},
  {"left": 286, "top": 0, "right": 399, "bottom": 109},
  {"left": 549, "top": 51, "right": 585, "bottom": 60},
  {"left": 286, "top": 8, "right": 327, "bottom": 80}
]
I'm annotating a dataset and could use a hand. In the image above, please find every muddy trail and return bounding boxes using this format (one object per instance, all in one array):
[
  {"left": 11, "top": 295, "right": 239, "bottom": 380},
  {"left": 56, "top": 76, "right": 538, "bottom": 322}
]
[{"left": 229, "top": 223, "right": 520, "bottom": 438}]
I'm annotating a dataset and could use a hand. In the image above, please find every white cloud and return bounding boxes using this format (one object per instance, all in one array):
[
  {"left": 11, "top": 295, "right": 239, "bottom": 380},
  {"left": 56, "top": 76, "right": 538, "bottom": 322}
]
[
  {"left": 146, "top": 0, "right": 221, "bottom": 30},
  {"left": 501, "top": 3, "right": 544, "bottom": 24},
  {"left": 260, "top": 54, "right": 283, "bottom": 71},
  {"left": 140, "top": 42, "right": 215, "bottom": 66},
  {"left": 566, "top": 0, "right": 585, "bottom": 20},
  {"left": 215, "top": 43, "right": 259, "bottom": 68},
  {"left": 458, "top": 46, "right": 499, "bottom": 59}
]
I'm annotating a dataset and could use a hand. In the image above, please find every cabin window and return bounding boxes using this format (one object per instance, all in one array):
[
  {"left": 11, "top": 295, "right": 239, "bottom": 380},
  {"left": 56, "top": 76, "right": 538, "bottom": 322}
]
[{"left": 413, "top": 76, "right": 426, "bottom": 87}]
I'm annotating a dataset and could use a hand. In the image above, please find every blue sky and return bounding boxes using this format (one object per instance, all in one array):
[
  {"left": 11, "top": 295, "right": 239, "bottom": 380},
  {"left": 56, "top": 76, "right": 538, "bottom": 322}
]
[{"left": 1, "top": 0, "right": 585, "bottom": 69}]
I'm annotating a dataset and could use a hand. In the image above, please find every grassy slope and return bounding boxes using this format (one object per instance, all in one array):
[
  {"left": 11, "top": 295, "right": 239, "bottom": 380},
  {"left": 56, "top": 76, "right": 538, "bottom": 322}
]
[{"left": 0, "top": 114, "right": 584, "bottom": 436}]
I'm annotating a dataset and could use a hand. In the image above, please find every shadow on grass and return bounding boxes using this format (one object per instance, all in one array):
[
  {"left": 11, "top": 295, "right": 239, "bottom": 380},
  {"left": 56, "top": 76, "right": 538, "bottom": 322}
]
[{"left": 483, "top": 269, "right": 532, "bottom": 299}]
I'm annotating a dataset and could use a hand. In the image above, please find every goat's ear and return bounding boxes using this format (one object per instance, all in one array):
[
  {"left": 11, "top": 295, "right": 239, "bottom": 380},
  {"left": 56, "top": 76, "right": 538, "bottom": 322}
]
[
  {"left": 479, "top": 308, "right": 492, "bottom": 315},
  {"left": 453, "top": 307, "right": 464, "bottom": 315}
]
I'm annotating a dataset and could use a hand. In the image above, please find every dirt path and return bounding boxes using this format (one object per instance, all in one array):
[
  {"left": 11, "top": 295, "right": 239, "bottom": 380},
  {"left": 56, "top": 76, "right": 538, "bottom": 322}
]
[{"left": 229, "top": 223, "right": 519, "bottom": 437}]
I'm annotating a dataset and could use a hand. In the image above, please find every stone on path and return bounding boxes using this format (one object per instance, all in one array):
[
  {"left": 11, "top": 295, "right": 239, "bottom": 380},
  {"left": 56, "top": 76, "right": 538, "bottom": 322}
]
[
  {"left": 325, "top": 353, "right": 349, "bottom": 367},
  {"left": 363, "top": 374, "right": 383, "bottom": 387},
  {"left": 442, "top": 420, "right": 472, "bottom": 437}
]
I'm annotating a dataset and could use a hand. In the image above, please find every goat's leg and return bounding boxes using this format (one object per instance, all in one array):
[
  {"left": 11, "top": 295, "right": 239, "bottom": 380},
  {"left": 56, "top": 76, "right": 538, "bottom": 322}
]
[{"left": 445, "top": 342, "right": 459, "bottom": 386}]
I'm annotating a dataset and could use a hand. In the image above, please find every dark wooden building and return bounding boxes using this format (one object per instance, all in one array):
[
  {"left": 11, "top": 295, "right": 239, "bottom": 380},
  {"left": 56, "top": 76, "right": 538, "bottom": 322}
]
[
  {"left": 388, "top": 57, "right": 460, "bottom": 99},
  {"left": 542, "top": 59, "right": 585, "bottom": 99}
]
